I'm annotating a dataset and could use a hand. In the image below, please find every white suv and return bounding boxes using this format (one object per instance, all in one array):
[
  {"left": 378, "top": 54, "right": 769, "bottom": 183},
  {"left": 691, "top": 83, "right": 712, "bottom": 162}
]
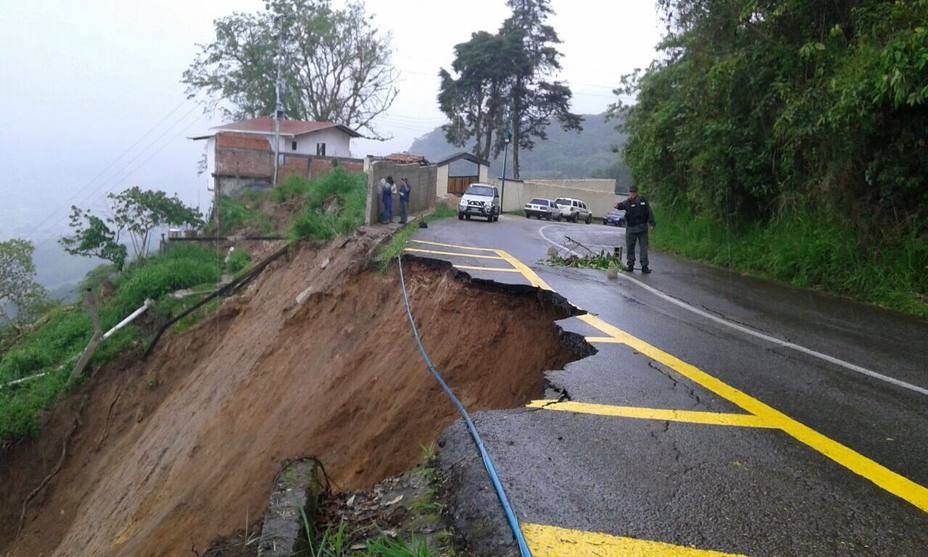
[
  {"left": 458, "top": 183, "right": 501, "bottom": 222},
  {"left": 555, "top": 198, "right": 592, "bottom": 223}
]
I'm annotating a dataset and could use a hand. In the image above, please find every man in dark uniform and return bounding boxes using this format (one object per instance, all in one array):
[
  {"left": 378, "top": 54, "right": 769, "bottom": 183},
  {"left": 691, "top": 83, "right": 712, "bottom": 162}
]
[{"left": 614, "top": 185, "right": 656, "bottom": 273}]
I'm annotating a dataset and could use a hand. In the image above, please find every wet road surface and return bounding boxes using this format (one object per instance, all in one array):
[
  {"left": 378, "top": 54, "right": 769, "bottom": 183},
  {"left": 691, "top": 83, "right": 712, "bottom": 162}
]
[{"left": 409, "top": 214, "right": 928, "bottom": 556}]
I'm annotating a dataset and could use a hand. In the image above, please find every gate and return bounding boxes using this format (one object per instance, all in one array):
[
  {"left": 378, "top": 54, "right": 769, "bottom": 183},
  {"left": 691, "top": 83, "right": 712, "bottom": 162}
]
[{"left": 448, "top": 175, "right": 479, "bottom": 195}]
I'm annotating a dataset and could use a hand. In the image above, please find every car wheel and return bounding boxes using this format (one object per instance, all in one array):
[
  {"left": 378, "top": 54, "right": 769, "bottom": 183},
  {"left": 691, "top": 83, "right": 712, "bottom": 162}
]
[
  {"left": 556, "top": 215, "right": 562, "bottom": 222},
  {"left": 571, "top": 215, "right": 578, "bottom": 223},
  {"left": 458, "top": 213, "right": 464, "bottom": 220},
  {"left": 585, "top": 214, "right": 592, "bottom": 224}
]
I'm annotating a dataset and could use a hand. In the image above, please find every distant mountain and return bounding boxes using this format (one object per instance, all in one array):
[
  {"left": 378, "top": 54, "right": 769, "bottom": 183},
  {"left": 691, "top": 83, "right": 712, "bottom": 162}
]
[{"left": 407, "top": 113, "right": 632, "bottom": 192}]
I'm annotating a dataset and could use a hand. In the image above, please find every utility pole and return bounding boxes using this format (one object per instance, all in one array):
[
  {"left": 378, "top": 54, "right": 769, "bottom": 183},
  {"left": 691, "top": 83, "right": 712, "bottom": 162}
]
[
  {"left": 272, "top": 15, "right": 285, "bottom": 186},
  {"left": 500, "top": 129, "right": 512, "bottom": 215}
]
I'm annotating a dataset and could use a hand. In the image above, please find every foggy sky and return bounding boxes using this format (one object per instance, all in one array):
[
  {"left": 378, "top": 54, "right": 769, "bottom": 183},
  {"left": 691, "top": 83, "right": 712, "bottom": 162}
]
[{"left": 0, "top": 0, "right": 660, "bottom": 285}]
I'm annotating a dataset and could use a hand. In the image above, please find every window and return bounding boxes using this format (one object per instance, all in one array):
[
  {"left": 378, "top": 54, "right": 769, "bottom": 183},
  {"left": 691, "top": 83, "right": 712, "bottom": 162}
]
[
  {"left": 465, "top": 184, "right": 495, "bottom": 197},
  {"left": 316, "top": 142, "right": 326, "bottom": 156},
  {"left": 529, "top": 198, "right": 547, "bottom": 205},
  {"left": 555, "top": 198, "right": 569, "bottom": 206},
  {"left": 291, "top": 141, "right": 297, "bottom": 151}
]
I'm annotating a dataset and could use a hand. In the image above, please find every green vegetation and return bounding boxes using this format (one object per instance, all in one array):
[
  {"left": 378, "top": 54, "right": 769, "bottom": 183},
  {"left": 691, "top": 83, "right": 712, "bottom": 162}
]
[
  {"left": 376, "top": 204, "right": 457, "bottom": 270},
  {"left": 616, "top": 1, "right": 928, "bottom": 316},
  {"left": 61, "top": 186, "right": 203, "bottom": 269},
  {"left": 650, "top": 204, "right": 928, "bottom": 317},
  {"left": 544, "top": 251, "right": 621, "bottom": 271},
  {"left": 436, "top": 0, "right": 581, "bottom": 179},
  {"left": 183, "top": 0, "right": 397, "bottom": 138},
  {"left": 215, "top": 192, "right": 273, "bottom": 235},
  {"left": 301, "top": 514, "right": 433, "bottom": 557},
  {"left": 226, "top": 248, "right": 252, "bottom": 274},
  {"left": 289, "top": 169, "right": 368, "bottom": 241},
  {"left": 410, "top": 113, "right": 630, "bottom": 186},
  {"left": 0, "top": 238, "right": 49, "bottom": 325},
  {"left": 0, "top": 244, "right": 225, "bottom": 443}
]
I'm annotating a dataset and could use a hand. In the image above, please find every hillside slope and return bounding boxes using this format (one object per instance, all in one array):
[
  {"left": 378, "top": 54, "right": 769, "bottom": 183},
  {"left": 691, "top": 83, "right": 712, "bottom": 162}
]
[
  {"left": 1, "top": 230, "right": 578, "bottom": 556},
  {"left": 408, "top": 113, "right": 631, "bottom": 187}
]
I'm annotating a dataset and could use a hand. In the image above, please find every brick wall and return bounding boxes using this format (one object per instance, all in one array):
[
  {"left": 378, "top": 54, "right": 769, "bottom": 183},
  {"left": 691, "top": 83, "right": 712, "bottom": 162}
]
[{"left": 216, "top": 133, "right": 271, "bottom": 151}]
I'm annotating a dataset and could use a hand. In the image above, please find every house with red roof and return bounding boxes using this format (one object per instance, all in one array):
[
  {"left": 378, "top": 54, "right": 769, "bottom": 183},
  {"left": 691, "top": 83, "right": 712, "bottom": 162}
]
[{"left": 191, "top": 117, "right": 364, "bottom": 195}]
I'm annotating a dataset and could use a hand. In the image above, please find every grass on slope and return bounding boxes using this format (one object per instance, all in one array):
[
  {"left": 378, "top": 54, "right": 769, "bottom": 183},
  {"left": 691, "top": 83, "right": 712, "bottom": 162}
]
[
  {"left": 289, "top": 169, "right": 368, "bottom": 241},
  {"left": 376, "top": 204, "right": 458, "bottom": 270},
  {"left": 0, "top": 244, "right": 226, "bottom": 442},
  {"left": 650, "top": 203, "right": 928, "bottom": 318}
]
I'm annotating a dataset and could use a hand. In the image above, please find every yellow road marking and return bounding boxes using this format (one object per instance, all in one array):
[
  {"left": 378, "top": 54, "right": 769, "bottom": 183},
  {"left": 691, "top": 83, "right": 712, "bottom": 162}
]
[
  {"left": 494, "top": 249, "right": 553, "bottom": 290},
  {"left": 453, "top": 264, "right": 521, "bottom": 273},
  {"left": 523, "top": 523, "right": 748, "bottom": 557},
  {"left": 403, "top": 247, "right": 505, "bottom": 260},
  {"left": 527, "top": 400, "right": 775, "bottom": 428},
  {"left": 577, "top": 313, "right": 928, "bottom": 512},
  {"left": 410, "top": 239, "right": 500, "bottom": 252}
]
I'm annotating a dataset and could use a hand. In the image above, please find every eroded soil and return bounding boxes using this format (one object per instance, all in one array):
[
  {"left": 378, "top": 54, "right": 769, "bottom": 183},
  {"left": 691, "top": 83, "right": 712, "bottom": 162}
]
[{"left": 1, "top": 232, "right": 578, "bottom": 557}]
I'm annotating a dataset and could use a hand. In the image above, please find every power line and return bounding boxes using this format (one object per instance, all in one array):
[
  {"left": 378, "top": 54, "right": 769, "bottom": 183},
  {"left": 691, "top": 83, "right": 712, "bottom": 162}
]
[
  {"left": 27, "top": 102, "right": 204, "bottom": 243},
  {"left": 30, "top": 108, "right": 207, "bottom": 247}
]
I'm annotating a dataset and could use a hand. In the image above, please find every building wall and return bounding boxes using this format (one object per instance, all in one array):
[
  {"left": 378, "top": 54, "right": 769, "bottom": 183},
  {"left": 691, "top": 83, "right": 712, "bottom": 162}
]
[
  {"left": 211, "top": 131, "right": 362, "bottom": 196},
  {"left": 478, "top": 164, "right": 489, "bottom": 183},
  {"left": 492, "top": 178, "right": 619, "bottom": 217},
  {"left": 435, "top": 164, "right": 450, "bottom": 198},
  {"left": 295, "top": 128, "right": 352, "bottom": 158},
  {"left": 365, "top": 161, "right": 437, "bottom": 225}
]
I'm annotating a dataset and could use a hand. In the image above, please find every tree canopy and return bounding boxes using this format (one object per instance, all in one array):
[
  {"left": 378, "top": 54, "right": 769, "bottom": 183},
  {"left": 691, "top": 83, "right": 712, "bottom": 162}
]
[
  {"left": 437, "top": 0, "right": 582, "bottom": 178},
  {"left": 616, "top": 0, "right": 928, "bottom": 234},
  {"left": 61, "top": 187, "right": 203, "bottom": 269},
  {"left": 183, "top": 0, "right": 398, "bottom": 138},
  {"left": 0, "top": 239, "right": 48, "bottom": 325}
]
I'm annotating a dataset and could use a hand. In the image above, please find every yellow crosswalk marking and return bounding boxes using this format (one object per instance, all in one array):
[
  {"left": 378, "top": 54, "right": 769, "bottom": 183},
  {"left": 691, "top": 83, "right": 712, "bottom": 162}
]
[
  {"left": 523, "top": 523, "right": 748, "bottom": 556},
  {"left": 526, "top": 400, "right": 775, "bottom": 428},
  {"left": 403, "top": 247, "right": 504, "bottom": 260},
  {"left": 410, "top": 239, "right": 500, "bottom": 252},
  {"left": 577, "top": 313, "right": 928, "bottom": 512},
  {"left": 453, "top": 264, "right": 521, "bottom": 273}
]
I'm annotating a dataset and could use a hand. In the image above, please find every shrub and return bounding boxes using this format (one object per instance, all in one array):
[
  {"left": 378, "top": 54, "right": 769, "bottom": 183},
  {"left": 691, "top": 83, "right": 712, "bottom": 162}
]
[
  {"left": 289, "top": 168, "right": 367, "bottom": 241},
  {"left": 227, "top": 248, "right": 252, "bottom": 274},
  {"left": 272, "top": 175, "right": 313, "bottom": 203}
]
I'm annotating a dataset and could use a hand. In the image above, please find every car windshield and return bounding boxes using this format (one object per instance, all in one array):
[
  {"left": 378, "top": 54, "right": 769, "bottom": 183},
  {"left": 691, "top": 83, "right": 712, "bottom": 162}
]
[
  {"left": 555, "top": 198, "right": 569, "bottom": 206},
  {"left": 465, "top": 185, "right": 495, "bottom": 197},
  {"left": 529, "top": 198, "right": 548, "bottom": 205}
]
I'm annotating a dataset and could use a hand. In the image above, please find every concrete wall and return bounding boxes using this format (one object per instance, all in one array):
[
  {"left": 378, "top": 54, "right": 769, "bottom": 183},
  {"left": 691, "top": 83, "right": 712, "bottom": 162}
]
[
  {"left": 365, "top": 161, "right": 437, "bottom": 225},
  {"left": 435, "top": 164, "right": 450, "bottom": 198},
  {"left": 492, "top": 178, "right": 619, "bottom": 217}
]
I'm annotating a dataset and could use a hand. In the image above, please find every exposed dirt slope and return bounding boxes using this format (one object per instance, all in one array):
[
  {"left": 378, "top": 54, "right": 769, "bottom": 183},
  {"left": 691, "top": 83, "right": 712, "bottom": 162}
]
[{"left": 1, "top": 230, "right": 577, "bottom": 557}]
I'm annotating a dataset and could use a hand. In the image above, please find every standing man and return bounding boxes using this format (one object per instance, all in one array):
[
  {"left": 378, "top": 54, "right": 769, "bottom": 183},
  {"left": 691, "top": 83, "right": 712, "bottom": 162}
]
[
  {"left": 398, "top": 178, "right": 411, "bottom": 224},
  {"left": 381, "top": 176, "right": 395, "bottom": 223},
  {"left": 615, "top": 185, "right": 656, "bottom": 273}
]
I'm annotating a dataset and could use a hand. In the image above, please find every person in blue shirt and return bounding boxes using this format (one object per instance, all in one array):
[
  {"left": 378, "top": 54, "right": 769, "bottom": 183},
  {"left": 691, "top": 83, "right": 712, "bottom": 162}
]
[
  {"left": 398, "top": 178, "right": 411, "bottom": 224},
  {"left": 381, "top": 176, "right": 395, "bottom": 223}
]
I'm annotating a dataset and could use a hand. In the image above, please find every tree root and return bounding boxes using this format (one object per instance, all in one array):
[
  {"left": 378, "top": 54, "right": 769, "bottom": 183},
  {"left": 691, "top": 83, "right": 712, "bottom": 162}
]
[{"left": 16, "top": 399, "right": 85, "bottom": 537}]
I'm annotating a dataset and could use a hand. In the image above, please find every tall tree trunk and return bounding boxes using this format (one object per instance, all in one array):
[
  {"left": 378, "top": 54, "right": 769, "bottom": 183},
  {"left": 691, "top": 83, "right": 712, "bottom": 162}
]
[{"left": 511, "top": 95, "right": 522, "bottom": 180}]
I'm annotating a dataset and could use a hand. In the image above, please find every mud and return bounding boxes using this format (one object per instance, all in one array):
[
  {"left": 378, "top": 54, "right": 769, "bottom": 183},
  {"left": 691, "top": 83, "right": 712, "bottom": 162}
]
[{"left": 0, "top": 231, "right": 578, "bottom": 557}]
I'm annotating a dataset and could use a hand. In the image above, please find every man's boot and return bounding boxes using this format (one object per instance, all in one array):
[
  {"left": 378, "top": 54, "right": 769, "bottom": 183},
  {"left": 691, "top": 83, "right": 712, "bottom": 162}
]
[
  {"left": 641, "top": 266, "right": 652, "bottom": 274},
  {"left": 625, "top": 263, "right": 635, "bottom": 272}
]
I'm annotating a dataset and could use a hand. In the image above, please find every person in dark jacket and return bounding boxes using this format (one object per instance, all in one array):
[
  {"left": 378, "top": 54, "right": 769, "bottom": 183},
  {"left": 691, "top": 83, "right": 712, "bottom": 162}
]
[
  {"left": 381, "top": 176, "right": 395, "bottom": 223},
  {"left": 614, "top": 185, "right": 656, "bottom": 273},
  {"left": 398, "top": 178, "right": 411, "bottom": 224}
]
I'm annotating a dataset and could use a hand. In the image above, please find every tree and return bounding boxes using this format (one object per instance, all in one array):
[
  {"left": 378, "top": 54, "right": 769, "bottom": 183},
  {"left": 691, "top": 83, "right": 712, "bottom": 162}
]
[
  {"left": 617, "top": 0, "right": 928, "bottom": 229},
  {"left": 61, "top": 187, "right": 203, "bottom": 269},
  {"left": 437, "top": 31, "right": 512, "bottom": 161},
  {"left": 437, "top": 0, "right": 582, "bottom": 178},
  {"left": 0, "top": 239, "right": 48, "bottom": 325},
  {"left": 183, "top": 0, "right": 398, "bottom": 139}
]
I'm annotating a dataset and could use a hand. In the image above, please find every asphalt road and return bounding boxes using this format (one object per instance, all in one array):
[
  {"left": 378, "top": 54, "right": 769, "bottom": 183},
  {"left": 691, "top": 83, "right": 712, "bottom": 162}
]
[{"left": 407, "top": 214, "right": 928, "bottom": 556}]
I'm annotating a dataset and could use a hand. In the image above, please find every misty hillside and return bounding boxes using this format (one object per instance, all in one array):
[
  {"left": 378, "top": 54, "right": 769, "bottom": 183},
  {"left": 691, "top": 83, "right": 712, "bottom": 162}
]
[{"left": 408, "top": 113, "right": 632, "bottom": 191}]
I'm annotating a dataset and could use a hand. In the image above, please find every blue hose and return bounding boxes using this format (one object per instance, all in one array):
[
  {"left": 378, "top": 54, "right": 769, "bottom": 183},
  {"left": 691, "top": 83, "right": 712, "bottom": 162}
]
[{"left": 397, "top": 255, "right": 533, "bottom": 557}]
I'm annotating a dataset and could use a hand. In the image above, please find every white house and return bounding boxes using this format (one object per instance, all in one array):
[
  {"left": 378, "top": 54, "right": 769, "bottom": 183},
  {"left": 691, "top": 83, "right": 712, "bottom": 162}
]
[{"left": 191, "top": 117, "right": 363, "bottom": 194}]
